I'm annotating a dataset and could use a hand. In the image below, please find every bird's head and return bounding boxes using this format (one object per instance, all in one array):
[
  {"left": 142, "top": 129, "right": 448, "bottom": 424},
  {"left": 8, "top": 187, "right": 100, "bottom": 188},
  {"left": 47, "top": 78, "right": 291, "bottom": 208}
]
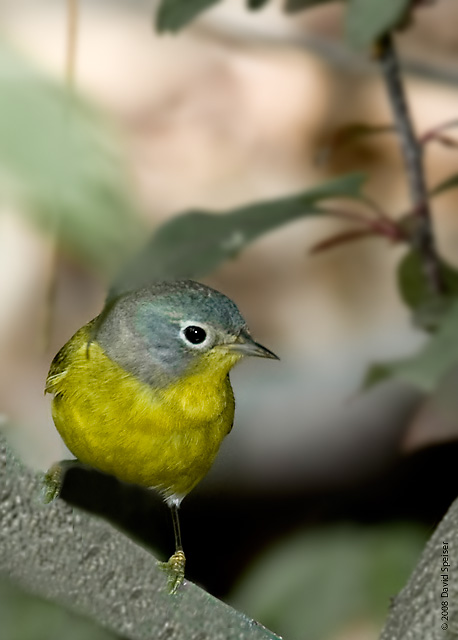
[{"left": 94, "top": 280, "right": 278, "bottom": 387}]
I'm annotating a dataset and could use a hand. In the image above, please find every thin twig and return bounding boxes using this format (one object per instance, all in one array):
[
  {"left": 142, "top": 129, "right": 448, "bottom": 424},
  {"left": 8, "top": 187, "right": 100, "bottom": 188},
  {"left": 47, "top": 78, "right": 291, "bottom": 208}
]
[
  {"left": 309, "top": 229, "right": 380, "bottom": 254},
  {"left": 359, "top": 193, "right": 394, "bottom": 222},
  {"left": 377, "top": 33, "right": 443, "bottom": 294},
  {"left": 317, "top": 206, "right": 404, "bottom": 241},
  {"left": 314, "top": 206, "right": 373, "bottom": 225},
  {"left": 420, "top": 118, "right": 458, "bottom": 147}
]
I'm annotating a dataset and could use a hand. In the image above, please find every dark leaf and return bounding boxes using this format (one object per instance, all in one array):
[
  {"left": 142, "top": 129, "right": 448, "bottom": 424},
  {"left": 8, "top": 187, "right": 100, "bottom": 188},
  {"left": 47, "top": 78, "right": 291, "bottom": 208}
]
[
  {"left": 285, "top": 0, "right": 337, "bottom": 13},
  {"left": 156, "top": 0, "right": 221, "bottom": 33},
  {"left": 398, "top": 249, "right": 458, "bottom": 331},
  {"left": 247, "top": 0, "right": 271, "bottom": 9},
  {"left": 320, "top": 122, "right": 394, "bottom": 165},
  {"left": 331, "top": 122, "right": 393, "bottom": 147},
  {"left": 365, "top": 250, "right": 458, "bottom": 389},
  {"left": 364, "top": 363, "right": 394, "bottom": 389},
  {"left": 110, "top": 173, "right": 367, "bottom": 298},
  {"left": 346, "top": 0, "right": 412, "bottom": 48}
]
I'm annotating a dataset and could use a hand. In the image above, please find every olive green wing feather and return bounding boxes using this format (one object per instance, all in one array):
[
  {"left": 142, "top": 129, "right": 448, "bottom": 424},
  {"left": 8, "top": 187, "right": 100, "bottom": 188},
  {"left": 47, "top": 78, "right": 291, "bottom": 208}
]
[{"left": 45, "top": 321, "right": 95, "bottom": 396}]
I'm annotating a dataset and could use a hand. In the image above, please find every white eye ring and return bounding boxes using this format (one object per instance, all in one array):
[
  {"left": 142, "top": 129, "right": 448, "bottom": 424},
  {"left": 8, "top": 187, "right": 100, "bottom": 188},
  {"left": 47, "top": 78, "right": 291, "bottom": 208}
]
[{"left": 179, "top": 321, "right": 212, "bottom": 350}]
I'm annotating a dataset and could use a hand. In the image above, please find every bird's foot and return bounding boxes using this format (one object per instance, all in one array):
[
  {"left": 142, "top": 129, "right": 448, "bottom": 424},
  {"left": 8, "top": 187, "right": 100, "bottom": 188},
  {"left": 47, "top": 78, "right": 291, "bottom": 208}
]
[
  {"left": 42, "top": 463, "right": 64, "bottom": 504},
  {"left": 158, "top": 550, "right": 186, "bottom": 594}
]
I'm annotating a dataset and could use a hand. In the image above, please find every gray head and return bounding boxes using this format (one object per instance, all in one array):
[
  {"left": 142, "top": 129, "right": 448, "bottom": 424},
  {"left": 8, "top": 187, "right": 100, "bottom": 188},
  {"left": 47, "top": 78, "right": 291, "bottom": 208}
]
[{"left": 94, "top": 280, "right": 277, "bottom": 387}]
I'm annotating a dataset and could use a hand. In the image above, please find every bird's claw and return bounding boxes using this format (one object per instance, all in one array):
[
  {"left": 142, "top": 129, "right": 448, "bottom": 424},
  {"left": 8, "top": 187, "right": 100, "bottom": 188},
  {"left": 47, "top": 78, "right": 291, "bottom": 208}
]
[
  {"left": 42, "top": 463, "right": 64, "bottom": 504},
  {"left": 158, "top": 550, "right": 186, "bottom": 594}
]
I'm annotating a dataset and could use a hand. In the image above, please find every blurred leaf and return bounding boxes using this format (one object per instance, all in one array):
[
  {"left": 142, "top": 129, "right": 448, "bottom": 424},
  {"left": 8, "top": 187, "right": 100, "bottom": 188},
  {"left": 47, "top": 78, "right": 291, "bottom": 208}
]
[
  {"left": 400, "top": 251, "right": 458, "bottom": 308},
  {"left": 110, "top": 172, "right": 367, "bottom": 297},
  {"left": 285, "top": 0, "right": 337, "bottom": 13},
  {"left": 318, "top": 122, "right": 394, "bottom": 166},
  {"left": 364, "top": 363, "right": 393, "bottom": 388},
  {"left": 364, "top": 299, "right": 458, "bottom": 391},
  {"left": 398, "top": 249, "right": 458, "bottom": 331},
  {"left": 0, "top": 44, "right": 143, "bottom": 274},
  {"left": 0, "top": 576, "right": 121, "bottom": 640},
  {"left": 330, "top": 122, "right": 394, "bottom": 149},
  {"left": 346, "top": 0, "right": 412, "bottom": 48},
  {"left": 156, "top": 0, "right": 221, "bottom": 32},
  {"left": 429, "top": 134, "right": 458, "bottom": 149},
  {"left": 430, "top": 173, "right": 458, "bottom": 198},
  {"left": 231, "top": 524, "right": 427, "bottom": 640},
  {"left": 421, "top": 119, "right": 458, "bottom": 149},
  {"left": 247, "top": 0, "right": 271, "bottom": 8}
]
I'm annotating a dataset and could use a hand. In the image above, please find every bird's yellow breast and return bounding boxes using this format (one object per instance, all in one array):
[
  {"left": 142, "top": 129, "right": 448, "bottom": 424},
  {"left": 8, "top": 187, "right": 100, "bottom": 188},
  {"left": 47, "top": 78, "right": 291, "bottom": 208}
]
[{"left": 46, "top": 325, "right": 237, "bottom": 498}]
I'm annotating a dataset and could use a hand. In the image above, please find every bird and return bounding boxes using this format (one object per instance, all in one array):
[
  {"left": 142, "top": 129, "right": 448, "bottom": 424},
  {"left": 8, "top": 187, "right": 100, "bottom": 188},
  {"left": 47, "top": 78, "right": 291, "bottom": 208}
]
[{"left": 45, "top": 279, "right": 278, "bottom": 592}]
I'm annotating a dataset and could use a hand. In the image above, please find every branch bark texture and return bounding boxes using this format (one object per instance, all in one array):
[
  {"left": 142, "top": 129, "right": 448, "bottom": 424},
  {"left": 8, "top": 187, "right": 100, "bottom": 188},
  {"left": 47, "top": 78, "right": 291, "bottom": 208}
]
[
  {"left": 380, "top": 494, "right": 458, "bottom": 639},
  {"left": 0, "top": 432, "right": 280, "bottom": 640}
]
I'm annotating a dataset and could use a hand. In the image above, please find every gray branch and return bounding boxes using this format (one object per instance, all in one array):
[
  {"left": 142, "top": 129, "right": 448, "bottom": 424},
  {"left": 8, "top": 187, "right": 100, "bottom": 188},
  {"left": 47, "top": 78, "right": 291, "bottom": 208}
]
[
  {"left": 0, "top": 432, "right": 280, "bottom": 640},
  {"left": 2, "top": 429, "right": 457, "bottom": 639},
  {"left": 380, "top": 495, "right": 458, "bottom": 639}
]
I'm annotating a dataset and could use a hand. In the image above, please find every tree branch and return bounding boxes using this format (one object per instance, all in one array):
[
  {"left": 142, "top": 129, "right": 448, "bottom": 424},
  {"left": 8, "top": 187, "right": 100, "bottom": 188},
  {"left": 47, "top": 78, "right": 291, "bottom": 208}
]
[
  {"left": 377, "top": 33, "right": 444, "bottom": 295},
  {"left": 380, "top": 494, "right": 458, "bottom": 639},
  {"left": 0, "top": 433, "right": 279, "bottom": 640}
]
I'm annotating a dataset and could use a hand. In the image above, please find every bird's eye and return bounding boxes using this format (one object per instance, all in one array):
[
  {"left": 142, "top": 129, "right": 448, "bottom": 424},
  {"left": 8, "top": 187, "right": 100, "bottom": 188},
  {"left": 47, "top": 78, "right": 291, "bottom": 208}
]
[{"left": 183, "top": 325, "right": 207, "bottom": 345}]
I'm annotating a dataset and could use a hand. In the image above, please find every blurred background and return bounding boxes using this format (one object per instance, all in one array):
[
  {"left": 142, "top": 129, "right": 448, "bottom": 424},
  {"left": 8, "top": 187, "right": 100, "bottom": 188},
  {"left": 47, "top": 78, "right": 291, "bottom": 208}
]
[{"left": 2, "top": 1, "right": 458, "bottom": 639}]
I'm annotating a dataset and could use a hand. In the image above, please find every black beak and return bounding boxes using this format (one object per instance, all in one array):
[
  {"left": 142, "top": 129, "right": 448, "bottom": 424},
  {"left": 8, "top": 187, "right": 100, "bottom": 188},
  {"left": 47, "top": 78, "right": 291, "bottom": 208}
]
[{"left": 226, "top": 332, "right": 279, "bottom": 360}]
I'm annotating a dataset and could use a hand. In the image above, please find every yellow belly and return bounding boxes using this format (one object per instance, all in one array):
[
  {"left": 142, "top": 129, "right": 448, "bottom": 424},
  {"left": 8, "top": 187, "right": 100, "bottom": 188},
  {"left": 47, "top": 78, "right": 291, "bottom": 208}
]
[{"left": 47, "top": 327, "right": 236, "bottom": 499}]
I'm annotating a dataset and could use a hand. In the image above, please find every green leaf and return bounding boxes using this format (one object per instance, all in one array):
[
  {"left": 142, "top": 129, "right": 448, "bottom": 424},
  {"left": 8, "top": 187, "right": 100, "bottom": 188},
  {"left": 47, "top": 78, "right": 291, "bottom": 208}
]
[
  {"left": 365, "top": 299, "right": 458, "bottom": 391},
  {"left": 0, "top": 44, "right": 143, "bottom": 274},
  {"left": 364, "top": 363, "right": 394, "bottom": 388},
  {"left": 156, "top": 0, "right": 221, "bottom": 32},
  {"left": 285, "top": 0, "right": 337, "bottom": 13},
  {"left": 247, "top": 0, "right": 271, "bottom": 9},
  {"left": 346, "top": 0, "right": 412, "bottom": 48},
  {"left": 231, "top": 524, "right": 427, "bottom": 640},
  {"left": 367, "top": 249, "right": 458, "bottom": 389},
  {"left": 110, "top": 172, "right": 366, "bottom": 298},
  {"left": 430, "top": 173, "right": 458, "bottom": 198},
  {"left": 397, "top": 249, "right": 458, "bottom": 331}
]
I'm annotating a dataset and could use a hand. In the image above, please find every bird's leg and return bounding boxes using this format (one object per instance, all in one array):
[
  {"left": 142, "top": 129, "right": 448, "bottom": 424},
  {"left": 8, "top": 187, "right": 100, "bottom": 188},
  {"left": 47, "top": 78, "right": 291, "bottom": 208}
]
[
  {"left": 169, "top": 502, "right": 186, "bottom": 577},
  {"left": 158, "top": 501, "right": 186, "bottom": 594}
]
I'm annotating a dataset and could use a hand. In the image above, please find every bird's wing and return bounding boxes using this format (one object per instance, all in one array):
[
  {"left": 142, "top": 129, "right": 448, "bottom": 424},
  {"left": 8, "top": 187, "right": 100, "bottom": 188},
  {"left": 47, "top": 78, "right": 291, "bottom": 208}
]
[
  {"left": 44, "top": 345, "right": 70, "bottom": 395},
  {"left": 44, "top": 321, "right": 95, "bottom": 396}
]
